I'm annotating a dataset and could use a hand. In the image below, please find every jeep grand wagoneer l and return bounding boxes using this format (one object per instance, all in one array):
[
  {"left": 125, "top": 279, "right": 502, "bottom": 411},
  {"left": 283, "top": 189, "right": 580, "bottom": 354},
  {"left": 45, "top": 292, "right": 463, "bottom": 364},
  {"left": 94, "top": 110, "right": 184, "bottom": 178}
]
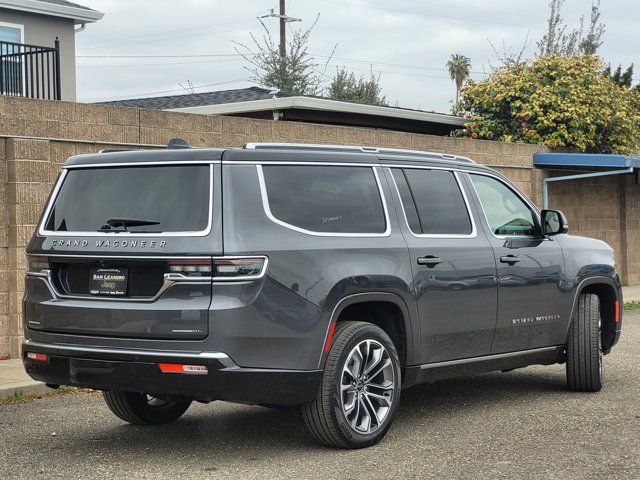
[{"left": 23, "top": 142, "right": 622, "bottom": 448}]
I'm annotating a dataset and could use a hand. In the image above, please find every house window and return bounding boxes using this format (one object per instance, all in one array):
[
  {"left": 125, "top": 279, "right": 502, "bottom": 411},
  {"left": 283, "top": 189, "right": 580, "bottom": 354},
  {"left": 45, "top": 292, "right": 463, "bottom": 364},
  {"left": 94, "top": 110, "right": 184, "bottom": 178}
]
[{"left": 0, "top": 22, "right": 24, "bottom": 95}]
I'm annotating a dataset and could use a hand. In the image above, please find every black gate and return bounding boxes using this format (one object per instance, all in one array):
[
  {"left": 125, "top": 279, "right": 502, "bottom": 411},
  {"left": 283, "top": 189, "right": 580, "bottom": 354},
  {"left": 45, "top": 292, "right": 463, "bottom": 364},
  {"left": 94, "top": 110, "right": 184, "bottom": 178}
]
[{"left": 0, "top": 38, "right": 61, "bottom": 100}]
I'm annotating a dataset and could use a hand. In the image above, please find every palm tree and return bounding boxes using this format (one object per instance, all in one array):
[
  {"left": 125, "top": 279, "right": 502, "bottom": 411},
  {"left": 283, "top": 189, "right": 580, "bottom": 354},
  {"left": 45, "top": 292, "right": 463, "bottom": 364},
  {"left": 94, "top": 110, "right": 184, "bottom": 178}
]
[{"left": 446, "top": 54, "right": 471, "bottom": 111}]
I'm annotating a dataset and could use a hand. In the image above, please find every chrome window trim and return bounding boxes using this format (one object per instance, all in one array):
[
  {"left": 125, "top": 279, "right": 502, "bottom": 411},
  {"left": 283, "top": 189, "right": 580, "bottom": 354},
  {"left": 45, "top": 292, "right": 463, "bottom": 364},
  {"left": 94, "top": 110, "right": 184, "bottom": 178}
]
[
  {"left": 27, "top": 254, "right": 212, "bottom": 259},
  {"left": 464, "top": 170, "right": 541, "bottom": 240},
  {"left": 256, "top": 164, "right": 391, "bottom": 238},
  {"left": 38, "top": 164, "right": 215, "bottom": 238},
  {"left": 64, "top": 160, "right": 220, "bottom": 169},
  {"left": 387, "top": 167, "right": 477, "bottom": 239}
]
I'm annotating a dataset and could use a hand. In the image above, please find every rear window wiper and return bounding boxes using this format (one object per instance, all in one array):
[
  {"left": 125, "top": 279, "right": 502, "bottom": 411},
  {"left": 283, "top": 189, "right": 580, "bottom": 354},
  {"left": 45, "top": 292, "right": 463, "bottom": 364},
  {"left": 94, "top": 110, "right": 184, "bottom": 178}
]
[{"left": 98, "top": 218, "right": 161, "bottom": 232}]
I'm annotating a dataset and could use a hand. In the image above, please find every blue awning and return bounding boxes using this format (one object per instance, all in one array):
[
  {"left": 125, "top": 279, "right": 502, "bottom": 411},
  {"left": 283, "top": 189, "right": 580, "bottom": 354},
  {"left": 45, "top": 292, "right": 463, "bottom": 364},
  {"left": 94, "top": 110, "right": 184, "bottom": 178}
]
[{"left": 533, "top": 153, "right": 640, "bottom": 171}]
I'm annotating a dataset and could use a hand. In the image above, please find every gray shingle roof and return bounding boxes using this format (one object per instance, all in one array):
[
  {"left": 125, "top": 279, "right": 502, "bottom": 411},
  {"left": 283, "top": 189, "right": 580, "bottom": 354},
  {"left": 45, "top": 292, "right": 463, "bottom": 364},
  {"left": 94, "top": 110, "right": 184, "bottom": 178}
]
[
  {"left": 101, "top": 87, "right": 293, "bottom": 109},
  {"left": 35, "top": 0, "right": 95, "bottom": 11}
]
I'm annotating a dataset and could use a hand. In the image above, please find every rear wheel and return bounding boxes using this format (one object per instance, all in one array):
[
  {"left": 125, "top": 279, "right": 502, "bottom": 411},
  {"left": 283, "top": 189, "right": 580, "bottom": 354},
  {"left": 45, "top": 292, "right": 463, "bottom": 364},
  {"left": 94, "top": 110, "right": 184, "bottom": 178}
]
[
  {"left": 102, "top": 391, "right": 192, "bottom": 425},
  {"left": 302, "top": 321, "right": 402, "bottom": 449},
  {"left": 566, "top": 293, "right": 603, "bottom": 392}
]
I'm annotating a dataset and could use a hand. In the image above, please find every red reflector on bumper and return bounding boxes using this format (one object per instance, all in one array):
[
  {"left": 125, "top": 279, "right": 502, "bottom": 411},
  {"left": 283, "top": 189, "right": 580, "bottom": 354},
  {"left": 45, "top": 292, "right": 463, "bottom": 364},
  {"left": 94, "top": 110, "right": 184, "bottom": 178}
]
[
  {"left": 614, "top": 300, "right": 620, "bottom": 323},
  {"left": 26, "top": 352, "right": 47, "bottom": 362},
  {"left": 158, "top": 363, "right": 208, "bottom": 375},
  {"left": 324, "top": 322, "right": 337, "bottom": 353}
]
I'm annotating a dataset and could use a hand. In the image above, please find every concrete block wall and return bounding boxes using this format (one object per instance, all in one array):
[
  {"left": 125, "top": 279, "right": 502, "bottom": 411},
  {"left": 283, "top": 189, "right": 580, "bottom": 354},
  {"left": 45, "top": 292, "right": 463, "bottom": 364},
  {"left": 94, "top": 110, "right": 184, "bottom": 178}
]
[{"left": 0, "top": 96, "right": 630, "bottom": 358}]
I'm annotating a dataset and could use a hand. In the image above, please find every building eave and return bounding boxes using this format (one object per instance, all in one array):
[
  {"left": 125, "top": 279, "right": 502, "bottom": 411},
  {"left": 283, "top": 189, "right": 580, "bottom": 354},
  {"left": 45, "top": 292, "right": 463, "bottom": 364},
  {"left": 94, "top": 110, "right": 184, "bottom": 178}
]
[
  {"left": 169, "top": 96, "right": 466, "bottom": 127},
  {"left": 0, "top": 0, "right": 104, "bottom": 23}
]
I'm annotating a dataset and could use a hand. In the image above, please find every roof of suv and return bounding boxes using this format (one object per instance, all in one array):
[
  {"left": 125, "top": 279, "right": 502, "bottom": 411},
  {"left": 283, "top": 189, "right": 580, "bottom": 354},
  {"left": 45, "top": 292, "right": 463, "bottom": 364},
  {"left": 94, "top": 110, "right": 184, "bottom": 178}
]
[{"left": 63, "top": 142, "right": 489, "bottom": 171}]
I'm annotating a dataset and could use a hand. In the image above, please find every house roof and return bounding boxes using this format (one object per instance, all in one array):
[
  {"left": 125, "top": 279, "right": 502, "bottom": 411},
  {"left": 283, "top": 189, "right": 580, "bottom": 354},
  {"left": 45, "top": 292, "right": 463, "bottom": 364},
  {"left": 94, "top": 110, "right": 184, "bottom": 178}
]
[
  {"left": 36, "top": 0, "right": 92, "bottom": 10},
  {"left": 102, "top": 87, "right": 466, "bottom": 133},
  {"left": 0, "top": 0, "right": 104, "bottom": 23},
  {"left": 102, "top": 87, "right": 294, "bottom": 110}
]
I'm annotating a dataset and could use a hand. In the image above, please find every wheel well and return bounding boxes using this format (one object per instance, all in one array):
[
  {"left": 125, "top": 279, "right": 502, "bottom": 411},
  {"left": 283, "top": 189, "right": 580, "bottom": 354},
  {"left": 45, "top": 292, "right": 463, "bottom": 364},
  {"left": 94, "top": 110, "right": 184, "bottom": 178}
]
[
  {"left": 335, "top": 301, "right": 407, "bottom": 368},
  {"left": 580, "top": 283, "right": 617, "bottom": 351}
]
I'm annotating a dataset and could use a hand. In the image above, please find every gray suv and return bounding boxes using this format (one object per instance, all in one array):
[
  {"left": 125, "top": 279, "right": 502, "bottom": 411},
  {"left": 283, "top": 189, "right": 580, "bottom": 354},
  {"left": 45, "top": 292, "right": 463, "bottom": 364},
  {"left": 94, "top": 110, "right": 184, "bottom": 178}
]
[{"left": 22, "top": 142, "right": 622, "bottom": 448}]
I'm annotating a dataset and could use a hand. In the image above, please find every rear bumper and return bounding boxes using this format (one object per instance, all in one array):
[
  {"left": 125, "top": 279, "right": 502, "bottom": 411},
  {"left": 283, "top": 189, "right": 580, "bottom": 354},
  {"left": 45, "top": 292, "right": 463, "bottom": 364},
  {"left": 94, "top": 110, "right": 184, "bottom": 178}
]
[{"left": 22, "top": 340, "right": 321, "bottom": 406}]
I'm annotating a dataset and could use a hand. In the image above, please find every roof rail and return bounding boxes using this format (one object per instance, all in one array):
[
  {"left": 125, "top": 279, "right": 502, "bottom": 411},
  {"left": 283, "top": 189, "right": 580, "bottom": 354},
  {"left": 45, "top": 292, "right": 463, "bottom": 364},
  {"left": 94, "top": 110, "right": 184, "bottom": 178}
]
[
  {"left": 243, "top": 142, "right": 475, "bottom": 164},
  {"left": 99, "top": 138, "right": 190, "bottom": 154},
  {"left": 98, "top": 148, "right": 132, "bottom": 154}
]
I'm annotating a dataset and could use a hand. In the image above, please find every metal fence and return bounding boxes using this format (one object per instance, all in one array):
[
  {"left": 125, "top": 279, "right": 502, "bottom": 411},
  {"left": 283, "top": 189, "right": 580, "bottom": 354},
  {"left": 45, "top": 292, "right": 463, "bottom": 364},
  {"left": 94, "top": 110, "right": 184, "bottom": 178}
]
[{"left": 0, "top": 38, "right": 61, "bottom": 100}]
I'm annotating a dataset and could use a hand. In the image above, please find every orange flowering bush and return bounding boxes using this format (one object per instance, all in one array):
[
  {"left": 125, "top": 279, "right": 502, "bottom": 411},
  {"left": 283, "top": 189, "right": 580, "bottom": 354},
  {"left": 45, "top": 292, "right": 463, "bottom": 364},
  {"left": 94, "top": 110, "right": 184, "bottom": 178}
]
[{"left": 459, "top": 55, "right": 640, "bottom": 154}]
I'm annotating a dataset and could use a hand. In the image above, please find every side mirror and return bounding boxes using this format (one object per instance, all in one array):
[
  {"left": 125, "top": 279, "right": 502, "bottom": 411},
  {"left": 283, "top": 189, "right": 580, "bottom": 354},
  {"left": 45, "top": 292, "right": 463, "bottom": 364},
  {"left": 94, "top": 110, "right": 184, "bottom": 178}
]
[{"left": 541, "top": 209, "right": 569, "bottom": 236}]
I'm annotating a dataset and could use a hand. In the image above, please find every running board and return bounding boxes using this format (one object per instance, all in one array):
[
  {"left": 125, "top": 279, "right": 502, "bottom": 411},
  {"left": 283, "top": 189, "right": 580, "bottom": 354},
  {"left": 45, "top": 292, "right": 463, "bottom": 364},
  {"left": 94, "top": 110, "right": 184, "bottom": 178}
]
[{"left": 402, "top": 346, "right": 565, "bottom": 389}]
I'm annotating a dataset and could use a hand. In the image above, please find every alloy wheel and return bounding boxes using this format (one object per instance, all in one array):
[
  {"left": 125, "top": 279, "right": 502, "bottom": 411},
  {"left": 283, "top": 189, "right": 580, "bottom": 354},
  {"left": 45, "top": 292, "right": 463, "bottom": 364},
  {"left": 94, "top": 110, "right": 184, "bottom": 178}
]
[{"left": 340, "top": 339, "right": 395, "bottom": 434}]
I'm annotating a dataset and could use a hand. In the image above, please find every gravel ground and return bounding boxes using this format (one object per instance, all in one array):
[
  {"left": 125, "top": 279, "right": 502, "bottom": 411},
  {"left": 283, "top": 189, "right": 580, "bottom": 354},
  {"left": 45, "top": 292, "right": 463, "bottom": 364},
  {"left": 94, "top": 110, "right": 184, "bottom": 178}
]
[{"left": 1, "top": 313, "right": 638, "bottom": 480}]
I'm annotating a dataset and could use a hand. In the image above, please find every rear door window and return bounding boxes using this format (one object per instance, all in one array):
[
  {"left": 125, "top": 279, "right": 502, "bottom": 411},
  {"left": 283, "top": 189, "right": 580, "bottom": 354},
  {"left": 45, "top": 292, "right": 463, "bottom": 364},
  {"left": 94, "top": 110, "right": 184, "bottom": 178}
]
[
  {"left": 44, "top": 165, "right": 211, "bottom": 234},
  {"left": 260, "top": 165, "right": 387, "bottom": 234},
  {"left": 391, "top": 168, "right": 472, "bottom": 235}
]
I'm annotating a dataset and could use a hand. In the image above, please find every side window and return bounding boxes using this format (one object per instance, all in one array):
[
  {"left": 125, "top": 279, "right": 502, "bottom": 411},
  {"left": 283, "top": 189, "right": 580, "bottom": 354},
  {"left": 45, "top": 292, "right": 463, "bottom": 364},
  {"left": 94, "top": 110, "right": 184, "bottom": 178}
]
[
  {"left": 392, "top": 168, "right": 472, "bottom": 235},
  {"left": 469, "top": 174, "right": 537, "bottom": 236},
  {"left": 261, "top": 165, "right": 386, "bottom": 234}
]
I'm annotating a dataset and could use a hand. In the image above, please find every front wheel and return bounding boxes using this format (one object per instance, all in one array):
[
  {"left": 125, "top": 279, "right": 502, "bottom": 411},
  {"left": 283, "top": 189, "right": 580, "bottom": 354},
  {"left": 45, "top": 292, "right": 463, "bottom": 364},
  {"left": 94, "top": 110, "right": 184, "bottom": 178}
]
[
  {"left": 102, "top": 391, "right": 192, "bottom": 425},
  {"left": 566, "top": 293, "right": 603, "bottom": 392},
  {"left": 302, "top": 321, "right": 402, "bottom": 449}
]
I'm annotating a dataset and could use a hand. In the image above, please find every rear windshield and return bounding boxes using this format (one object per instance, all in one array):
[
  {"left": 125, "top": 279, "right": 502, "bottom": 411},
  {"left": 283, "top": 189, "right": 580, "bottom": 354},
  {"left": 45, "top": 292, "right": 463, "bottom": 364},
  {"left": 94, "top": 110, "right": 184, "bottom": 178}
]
[{"left": 44, "top": 165, "right": 211, "bottom": 233}]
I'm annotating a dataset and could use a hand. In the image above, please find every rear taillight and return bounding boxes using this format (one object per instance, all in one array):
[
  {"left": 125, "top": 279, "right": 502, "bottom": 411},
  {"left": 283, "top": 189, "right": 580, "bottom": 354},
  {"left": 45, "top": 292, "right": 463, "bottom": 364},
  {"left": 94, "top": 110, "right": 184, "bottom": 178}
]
[
  {"left": 167, "top": 258, "right": 212, "bottom": 276},
  {"left": 27, "top": 256, "right": 49, "bottom": 274},
  {"left": 166, "top": 257, "right": 267, "bottom": 280},
  {"left": 213, "top": 257, "right": 267, "bottom": 279}
]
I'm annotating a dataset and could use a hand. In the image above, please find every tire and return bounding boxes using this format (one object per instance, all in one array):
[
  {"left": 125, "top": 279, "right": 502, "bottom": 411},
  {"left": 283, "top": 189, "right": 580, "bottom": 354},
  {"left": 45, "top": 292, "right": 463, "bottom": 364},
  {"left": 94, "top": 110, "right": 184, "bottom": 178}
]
[
  {"left": 102, "top": 391, "right": 192, "bottom": 425},
  {"left": 566, "top": 293, "right": 603, "bottom": 392},
  {"left": 302, "top": 321, "right": 402, "bottom": 449}
]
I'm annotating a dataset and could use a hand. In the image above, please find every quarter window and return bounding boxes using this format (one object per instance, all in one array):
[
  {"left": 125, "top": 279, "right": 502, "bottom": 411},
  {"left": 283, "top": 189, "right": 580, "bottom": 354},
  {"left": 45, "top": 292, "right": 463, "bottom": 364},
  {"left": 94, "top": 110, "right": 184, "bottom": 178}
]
[
  {"left": 391, "top": 168, "right": 472, "bottom": 235},
  {"left": 261, "top": 165, "right": 386, "bottom": 234},
  {"left": 469, "top": 174, "right": 537, "bottom": 236}
]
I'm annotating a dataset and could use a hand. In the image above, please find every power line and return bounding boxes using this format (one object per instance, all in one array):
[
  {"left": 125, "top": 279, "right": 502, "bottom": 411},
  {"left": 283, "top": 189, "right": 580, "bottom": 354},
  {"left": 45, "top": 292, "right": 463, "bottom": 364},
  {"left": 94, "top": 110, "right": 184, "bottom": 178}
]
[
  {"left": 320, "top": 54, "right": 485, "bottom": 75},
  {"left": 316, "top": 0, "right": 543, "bottom": 30},
  {"left": 77, "top": 58, "right": 243, "bottom": 69},
  {"left": 77, "top": 52, "right": 484, "bottom": 75},
  {"left": 77, "top": 24, "right": 255, "bottom": 52},
  {"left": 77, "top": 54, "right": 241, "bottom": 58},
  {"left": 396, "top": 0, "right": 546, "bottom": 21},
  {"left": 78, "top": 18, "right": 254, "bottom": 47}
]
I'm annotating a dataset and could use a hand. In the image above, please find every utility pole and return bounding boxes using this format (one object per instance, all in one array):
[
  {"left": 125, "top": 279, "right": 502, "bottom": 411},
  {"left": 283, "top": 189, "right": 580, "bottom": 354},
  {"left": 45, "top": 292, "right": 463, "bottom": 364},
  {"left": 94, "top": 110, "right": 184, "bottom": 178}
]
[
  {"left": 279, "top": 0, "right": 286, "bottom": 60},
  {"left": 259, "top": 2, "right": 301, "bottom": 61}
]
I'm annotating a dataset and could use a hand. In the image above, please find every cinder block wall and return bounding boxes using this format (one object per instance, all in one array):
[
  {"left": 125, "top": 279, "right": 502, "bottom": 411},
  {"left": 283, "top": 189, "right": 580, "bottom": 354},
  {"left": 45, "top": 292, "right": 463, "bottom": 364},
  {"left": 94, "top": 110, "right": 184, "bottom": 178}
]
[{"left": 0, "top": 96, "right": 631, "bottom": 358}]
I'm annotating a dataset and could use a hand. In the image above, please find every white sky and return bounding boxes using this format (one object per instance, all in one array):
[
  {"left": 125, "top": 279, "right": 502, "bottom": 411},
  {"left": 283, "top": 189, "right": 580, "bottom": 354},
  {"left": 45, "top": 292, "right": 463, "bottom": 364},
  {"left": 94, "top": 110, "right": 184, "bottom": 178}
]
[{"left": 75, "top": 0, "right": 640, "bottom": 113}]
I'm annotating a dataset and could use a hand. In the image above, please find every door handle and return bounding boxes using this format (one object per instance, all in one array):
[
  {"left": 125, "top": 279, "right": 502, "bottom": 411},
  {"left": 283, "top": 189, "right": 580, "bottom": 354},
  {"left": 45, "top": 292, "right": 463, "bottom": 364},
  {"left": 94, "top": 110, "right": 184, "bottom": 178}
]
[
  {"left": 417, "top": 255, "right": 442, "bottom": 267},
  {"left": 500, "top": 255, "right": 521, "bottom": 265}
]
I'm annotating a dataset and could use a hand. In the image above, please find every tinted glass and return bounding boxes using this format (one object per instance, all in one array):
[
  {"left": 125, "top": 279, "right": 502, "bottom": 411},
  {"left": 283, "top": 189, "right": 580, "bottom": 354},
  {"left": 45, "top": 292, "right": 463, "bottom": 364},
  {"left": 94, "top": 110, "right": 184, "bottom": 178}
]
[
  {"left": 393, "top": 168, "right": 472, "bottom": 235},
  {"left": 469, "top": 174, "right": 537, "bottom": 236},
  {"left": 46, "top": 165, "right": 210, "bottom": 233},
  {"left": 262, "top": 165, "right": 386, "bottom": 233},
  {"left": 391, "top": 169, "right": 421, "bottom": 233}
]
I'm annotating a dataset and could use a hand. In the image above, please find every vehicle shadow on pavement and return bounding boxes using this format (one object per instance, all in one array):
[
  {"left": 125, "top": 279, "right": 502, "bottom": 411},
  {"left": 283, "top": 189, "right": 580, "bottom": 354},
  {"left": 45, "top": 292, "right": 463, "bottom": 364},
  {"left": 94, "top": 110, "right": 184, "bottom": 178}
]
[
  {"left": 37, "top": 367, "right": 571, "bottom": 459},
  {"left": 396, "top": 368, "right": 568, "bottom": 418}
]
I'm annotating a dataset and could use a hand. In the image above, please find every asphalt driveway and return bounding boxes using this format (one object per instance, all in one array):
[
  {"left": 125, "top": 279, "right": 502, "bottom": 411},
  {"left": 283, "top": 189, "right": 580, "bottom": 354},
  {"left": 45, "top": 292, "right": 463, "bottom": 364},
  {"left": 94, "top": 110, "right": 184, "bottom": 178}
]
[{"left": 1, "top": 312, "right": 639, "bottom": 480}]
